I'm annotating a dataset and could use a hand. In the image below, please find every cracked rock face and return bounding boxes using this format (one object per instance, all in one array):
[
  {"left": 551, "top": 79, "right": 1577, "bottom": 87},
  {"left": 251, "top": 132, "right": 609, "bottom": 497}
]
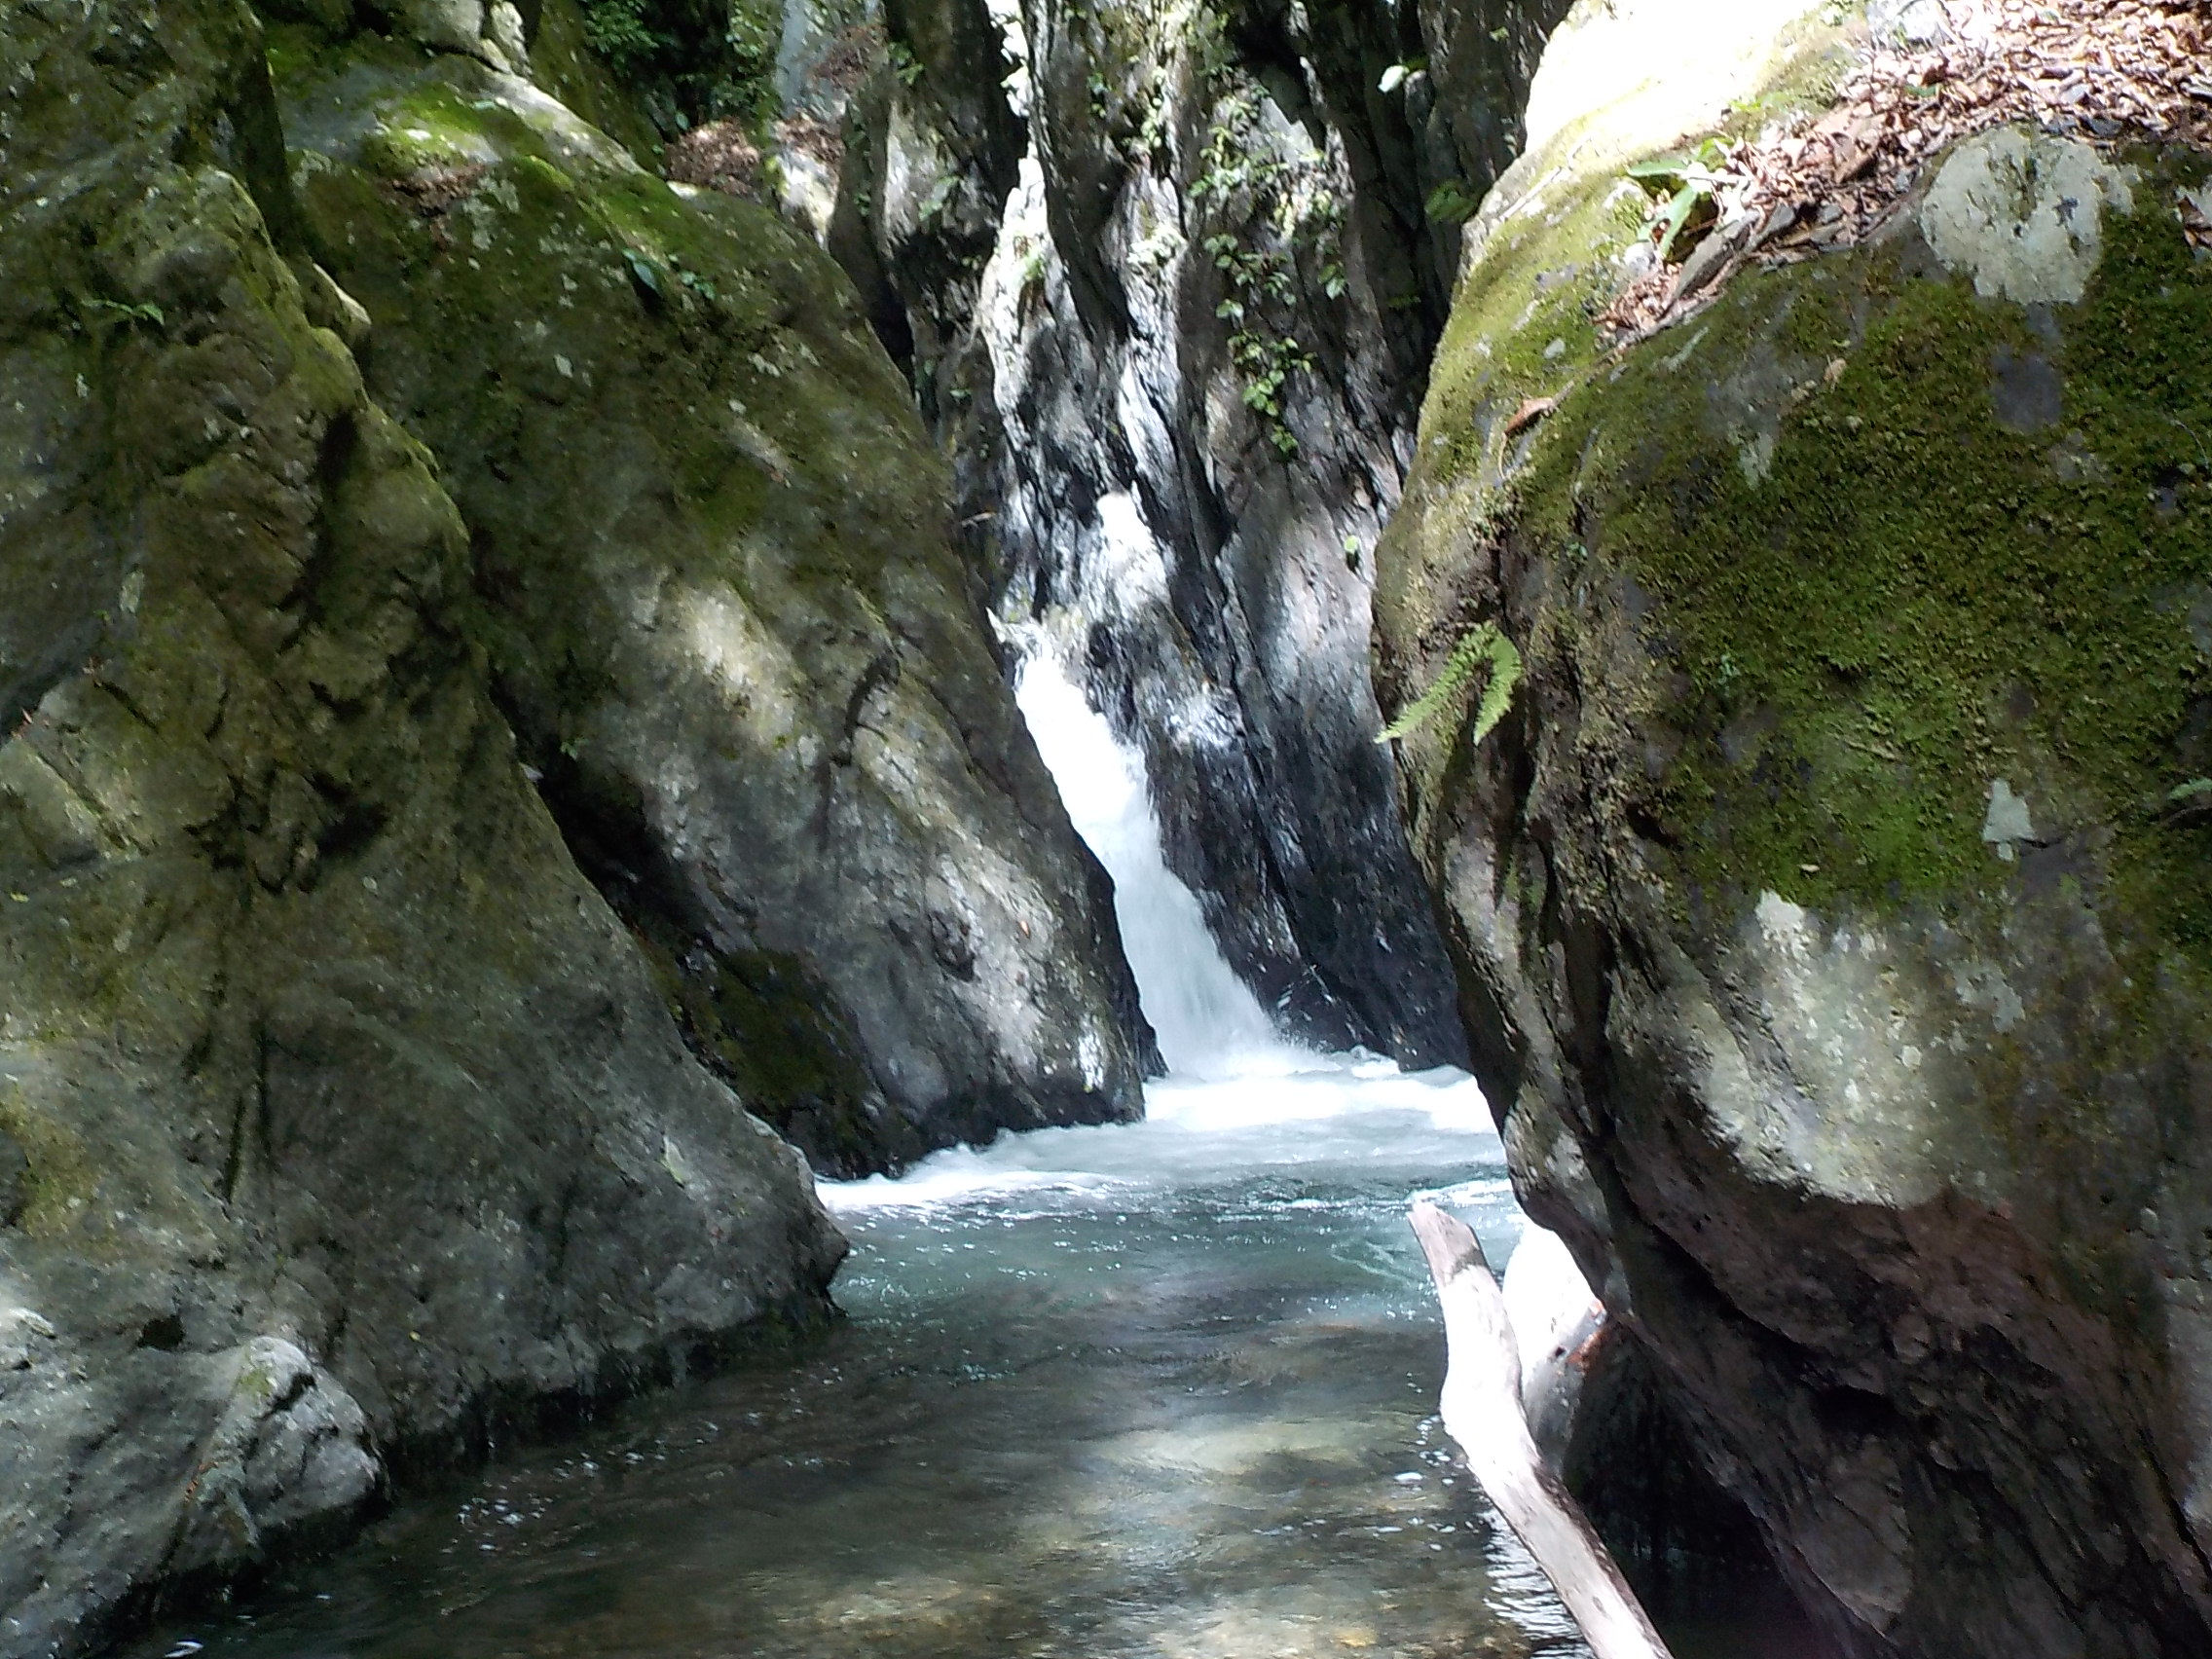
[{"left": 1377, "top": 0, "right": 2212, "bottom": 1651}]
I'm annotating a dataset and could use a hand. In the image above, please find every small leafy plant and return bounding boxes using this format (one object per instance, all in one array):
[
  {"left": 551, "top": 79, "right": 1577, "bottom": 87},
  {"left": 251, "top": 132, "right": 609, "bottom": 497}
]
[
  {"left": 1424, "top": 179, "right": 1481, "bottom": 225},
  {"left": 1625, "top": 141, "right": 1729, "bottom": 262},
  {"left": 578, "top": 0, "right": 661, "bottom": 72},
  {"left": 82, "top": 296, "right": 165, "bottom": 329},
  {"left": 1378, "top": 622, "right": 1523, "bottom": 745},
  {"left": 578, "top": 0, "right": 782, "bottom": 126},
  {"left": 1017, "top": 242, "right": 1049, "bottom": 295}
]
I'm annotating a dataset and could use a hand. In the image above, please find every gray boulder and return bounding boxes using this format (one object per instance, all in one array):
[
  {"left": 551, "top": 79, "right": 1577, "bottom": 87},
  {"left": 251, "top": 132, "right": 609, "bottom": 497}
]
[{"left": 268, "top": 15, "right": 1155, "bottom": 1175}]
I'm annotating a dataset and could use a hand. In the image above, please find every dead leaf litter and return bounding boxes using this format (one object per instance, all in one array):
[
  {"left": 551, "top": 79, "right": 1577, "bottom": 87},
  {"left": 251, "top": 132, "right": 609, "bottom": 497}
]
[{"left": 1603, "top": 0, "right": 2212, "bottom": 341}]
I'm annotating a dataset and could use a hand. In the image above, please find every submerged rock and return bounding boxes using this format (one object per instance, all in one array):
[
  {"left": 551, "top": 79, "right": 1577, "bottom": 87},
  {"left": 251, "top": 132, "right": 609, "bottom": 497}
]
[{"left": 1379, "top": 1, "right": 2212, "bottom": 1653}]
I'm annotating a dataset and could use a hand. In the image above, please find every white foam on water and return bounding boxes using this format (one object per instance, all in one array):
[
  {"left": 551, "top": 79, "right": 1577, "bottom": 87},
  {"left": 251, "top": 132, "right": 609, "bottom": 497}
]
[
  {"left": 824, "top": 1061, "right": 1499, "bottom": 1214},
  {"left": 827, "top": 639, "right": 1508, "bottom": 1218}
]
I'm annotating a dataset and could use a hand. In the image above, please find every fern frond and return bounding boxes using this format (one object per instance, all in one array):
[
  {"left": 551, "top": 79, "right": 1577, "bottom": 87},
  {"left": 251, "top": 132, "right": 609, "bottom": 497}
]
[
  {"left": 1469, "top": 631, "right": 1523, "bottom": 744},
  {"left": 1377, "top": 622, "right": 1522, "bottom": 746}
]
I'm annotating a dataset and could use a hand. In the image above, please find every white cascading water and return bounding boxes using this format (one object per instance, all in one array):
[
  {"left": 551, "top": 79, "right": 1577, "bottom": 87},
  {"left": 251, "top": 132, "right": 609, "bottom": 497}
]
[
  {"left": 1014, "top": 636, "right": 1601, "bottom": 1346},
  {"left": 788, "top": 623, "right": 1616, "bottom": 1658},
  {"left": 1008, "top": 643, "right": 1297, "bottom": 1079},
  {"left": 829, "top": 609, "right": 1596, "bottom": 1387}
]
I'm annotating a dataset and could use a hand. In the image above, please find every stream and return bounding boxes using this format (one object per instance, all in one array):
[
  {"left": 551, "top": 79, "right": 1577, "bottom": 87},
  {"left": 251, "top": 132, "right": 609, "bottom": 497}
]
[
  {"left": 124, "top": 1063, "right": 1591, "bottom": 1659},
  {"left": 121, "top": 650, "right": 1802, "bottom": 1659}
]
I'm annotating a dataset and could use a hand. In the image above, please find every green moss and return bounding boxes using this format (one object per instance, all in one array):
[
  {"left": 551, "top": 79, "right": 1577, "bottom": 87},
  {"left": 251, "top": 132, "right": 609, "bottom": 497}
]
[
  {"left": 1709, "top": 11, "right": 1855, "bottom": 144},
  {"left": 260, "top": 21, "right": 326, "bottom": 89},
  {"left": 354, "top": 79, "right": 525, "bottom": 174},
  {"left": 292, "top": 96, "right": 926, "bottom": 625},
  {"left": 1419, "top": 175, "right": 1647, "bottom": 488},
  {"left": 633, "top": 927, "right": 901, "bottom": 1177},
  {"left": 1484, "top": 179, "right": 2211, "bottom": 959},
  {"left": 0, "top": 1085, "right": 97, "bottom": 1236}
]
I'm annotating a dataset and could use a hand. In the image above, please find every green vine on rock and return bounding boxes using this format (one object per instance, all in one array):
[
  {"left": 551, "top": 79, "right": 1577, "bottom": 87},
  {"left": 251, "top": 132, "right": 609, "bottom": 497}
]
[
  {"left": 1378, "top": 623, "right": 1523, "bottom": 745},
  {"left": 1189, "top": 44, "right": 1343, "bottom": 461},
  {"left": 1205, "top": 233, "right": 1311, "bottom": 457}
]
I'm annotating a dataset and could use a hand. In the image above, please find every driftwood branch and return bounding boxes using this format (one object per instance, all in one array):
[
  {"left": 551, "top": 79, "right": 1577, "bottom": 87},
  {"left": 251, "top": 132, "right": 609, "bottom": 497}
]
[{"left": 1408, "top": 1199, "right": 1674, "bottom": 1659}]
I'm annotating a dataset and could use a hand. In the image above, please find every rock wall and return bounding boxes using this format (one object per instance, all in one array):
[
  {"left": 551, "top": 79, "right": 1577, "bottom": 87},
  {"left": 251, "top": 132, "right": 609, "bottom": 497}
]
[
  {"left": 265, "top": 8, "right": 1154, "bottom": 1177},
  {"left": 0, "top": 0, "right": 1152, "bottom": 1648},
  {"left": 1377, "top": 2, "right": 2212, "bottom": 1654},
  {"left": 829, "top": 0, "right": 1574, "bottom": 1060},
  {"left": 0, "top": 2, "right": 841, "bottom": 1648}
]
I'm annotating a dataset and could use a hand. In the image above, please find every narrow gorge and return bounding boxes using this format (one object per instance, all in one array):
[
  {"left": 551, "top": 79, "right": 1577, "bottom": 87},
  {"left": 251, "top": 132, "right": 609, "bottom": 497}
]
[{"left": 1, "top": 0, "right": 2208, "bottom": 1657}]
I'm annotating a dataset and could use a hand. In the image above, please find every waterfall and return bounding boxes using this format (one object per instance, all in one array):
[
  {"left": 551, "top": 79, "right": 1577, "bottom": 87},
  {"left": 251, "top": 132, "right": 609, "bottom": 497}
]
[
  {"left": 1012, "top": 642, "right": 1304, "bottom": 1079},
  {"left": 1005, "top": 610, "right": 1599, "bottom": 1365}
]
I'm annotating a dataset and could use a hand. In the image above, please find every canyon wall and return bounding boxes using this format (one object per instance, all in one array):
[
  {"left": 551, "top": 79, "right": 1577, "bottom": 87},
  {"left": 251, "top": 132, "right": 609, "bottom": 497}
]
[
  {"left": 1377, "top": 1, "right": 2212, "bottom": 1653},
  {"left": 0, "top": 0, "right": 1151, "bottom": 1648},
  {"left": 829, "top": 0, "right": 1577, "bottom": 1059}
]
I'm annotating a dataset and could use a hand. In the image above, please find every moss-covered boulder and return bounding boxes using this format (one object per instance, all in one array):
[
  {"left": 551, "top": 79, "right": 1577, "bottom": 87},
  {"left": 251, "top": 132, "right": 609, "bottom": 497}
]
[
  {"left": 261, "top": 25, "right": 1152, "bottom": 1175},
  {"left": 1377, "top": 3, "right": 2212, "bottom": 1653},
  {"left": 0, "top": 1, "right": 846, "bottom": 1652}
]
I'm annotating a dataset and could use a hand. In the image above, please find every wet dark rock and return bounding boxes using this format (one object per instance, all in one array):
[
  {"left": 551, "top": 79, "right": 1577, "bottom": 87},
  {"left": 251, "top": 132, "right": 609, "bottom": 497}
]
[
  {"left": 826, "top": 0, "right": 1576, "bottom": 1064},
  {"left": 1528, "top": 1314, "right": 1784, "bottom": 1618}
]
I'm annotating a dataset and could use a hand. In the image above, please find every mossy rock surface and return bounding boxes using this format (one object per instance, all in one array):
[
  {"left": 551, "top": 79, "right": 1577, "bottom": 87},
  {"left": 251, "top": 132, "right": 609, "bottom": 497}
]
[
  {"left": 1376, "top": 2, "right": 2212, "bottom": 1651},
  {"left": 0, "top": 4, "right": 845, "bottom": 1653},
  {"left": 270, "top": 34, "right": 1152, "bottom": 1175}
]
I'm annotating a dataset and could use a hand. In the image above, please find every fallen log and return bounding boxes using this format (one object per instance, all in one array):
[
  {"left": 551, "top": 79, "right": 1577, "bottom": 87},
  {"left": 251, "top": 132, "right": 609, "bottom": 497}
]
[{"left": 1408, "top": 1199, "right": 1674, "bottom": 1659}]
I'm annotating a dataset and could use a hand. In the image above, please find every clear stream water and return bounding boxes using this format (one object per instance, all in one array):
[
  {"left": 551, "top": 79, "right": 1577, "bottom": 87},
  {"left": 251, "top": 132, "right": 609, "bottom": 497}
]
[{"left": 124, "top": 650, "right": 1815, "bottom": 1659}]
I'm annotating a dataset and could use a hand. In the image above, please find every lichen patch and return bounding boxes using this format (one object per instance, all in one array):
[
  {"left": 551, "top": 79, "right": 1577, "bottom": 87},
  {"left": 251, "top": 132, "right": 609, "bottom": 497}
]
[{"left": 1919, "top": 129, "right": 2136, "bottom": 304}]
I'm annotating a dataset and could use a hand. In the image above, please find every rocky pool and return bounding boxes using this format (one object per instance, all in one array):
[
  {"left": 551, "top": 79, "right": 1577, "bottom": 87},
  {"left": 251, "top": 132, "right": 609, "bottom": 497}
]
[
  {"left": 120, "top": 645, "right": 1818, "bottom": 1659},
  {"left": 128, "top": 1059, "right": 1599, "bottom": 1659}
]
